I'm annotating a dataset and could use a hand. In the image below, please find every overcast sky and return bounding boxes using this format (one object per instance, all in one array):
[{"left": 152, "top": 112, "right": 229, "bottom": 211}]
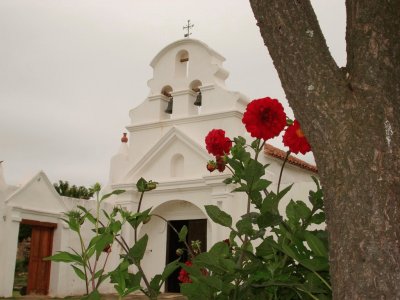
[{"left": 0, "top": 1, "right": 346, "bottom": 187}]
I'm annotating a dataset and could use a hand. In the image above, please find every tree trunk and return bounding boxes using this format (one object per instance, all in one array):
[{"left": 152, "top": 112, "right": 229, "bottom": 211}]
[{"left": 249, "top": 0, "right": 400, "bottom": 298}]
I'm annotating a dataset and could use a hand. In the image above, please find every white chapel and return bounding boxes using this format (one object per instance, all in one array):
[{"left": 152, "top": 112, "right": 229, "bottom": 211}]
[
  {"left": 0, "top": 38, "right": 317, "bottom": 297},
  {"left": 104, "top": 38, "right": 318, "bottom": 293}
]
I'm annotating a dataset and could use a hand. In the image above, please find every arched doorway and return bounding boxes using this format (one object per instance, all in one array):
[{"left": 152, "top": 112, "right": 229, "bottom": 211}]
[
  {"left": 139, "top": 200, "right": 208, "bottom": 293},
  {"left": 165, "top": 218, "right": 207, "bottom": 292}
]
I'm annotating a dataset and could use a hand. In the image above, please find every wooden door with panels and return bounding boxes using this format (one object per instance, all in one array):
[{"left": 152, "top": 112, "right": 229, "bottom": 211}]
[{"left": 21, "top": 219, "right": 56, "bottom": 295}]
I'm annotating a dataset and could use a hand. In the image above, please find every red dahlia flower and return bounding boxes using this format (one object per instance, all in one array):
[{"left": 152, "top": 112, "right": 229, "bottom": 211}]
[
  {"left": 205, "top": 129, "right": 232, "bottom": 156},
  {"left": 282, "top": 120, "right": 311, "bottom": 154},
  {"left": 178, "top": 261, "right": 193, "bottom": 283},
  {"left": 242, "top": 97, "right": 287, "bottom": 140}
]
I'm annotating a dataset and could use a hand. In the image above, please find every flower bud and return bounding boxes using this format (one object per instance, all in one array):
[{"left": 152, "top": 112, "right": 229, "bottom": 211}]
[
  {"left": 103, "top": 244, "right": 111, "bottom": 253},
  {"left": 176, "top": 248, "right": 184, "bottom": 256},
  {"left": 206, "top": 160, "right": 217, "bottom": 172},
  {"left": 146, "top": 181, "right": 157, "bottom": 191},
  {"left": 143, "top": 215, "right": 151, "bottom": 224},
  {"left": 216, "top": 156, "right": 226, "bottom": 172}
]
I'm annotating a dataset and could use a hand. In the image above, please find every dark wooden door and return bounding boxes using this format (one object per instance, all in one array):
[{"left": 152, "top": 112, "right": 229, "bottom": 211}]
[
  {"left": 22, "top": 220, "right": 56, "bottom": 295},
  {"left": 165, "top": 219, "right": 207, "bottom": 292}
]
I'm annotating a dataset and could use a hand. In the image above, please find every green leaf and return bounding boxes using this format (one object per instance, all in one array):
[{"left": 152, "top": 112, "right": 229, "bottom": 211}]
[
  {"left": 200, "top": 275, "right": 224, "bottom": 290},
  {"left": 231, "top": 143, "right": 251, "bottom": 163},
  {"left": 180, "top": 282, "right": 211, "bottom": 299},
  {"left": 311, "top": 176, "right": 320, "bottom": 190},
  {"left": 77, "top": 206, "right": 97, "bottom": 225},
  {"left": 252, "top": 179, "right": 271, "bottom": 191},
  {"left": 234, "top": 136, "right": 246, "bottom": 146},
  {"left": 136, "top": 177, "right": 147, "bottom": 192},
  {"left": 92, "top": 233, "right": 113, "bottom": 256},
  {"left": 67, "top": 217, "right": 80, "bottom": 232},
  {"left": 82, "top": 290, "right": 101, "bottom": 300},
  {"left": 227, "top": 157, "right": 244, "bottom": 175},
  {"left": 193, "top": 253, "right": 224, "bottom": 273},
  {"left": 286, "top": 200, "right": 300, "bottom": 223},
  {"left": 129, "top": 234, "right": 148, "bottom": 264},
  {"left": 205, "top": 205, "right": 232, "bottom": 227},
  {"left": 243, "top": 160, "right": 265, "bottom": 186},
  {"left": 250, "top": 139, "right": 260, "bottom": 150},
  {"left": 257, "top": 212, "right": 282, "bottom": 228},
  {"left": 300, "top": 257, "right": 329, "bottom": 271},
  {"left": 296, "top": 201, "right": 312, "bottom": 220},
  {"left": 128, "top": 272, "right": 142, "bottom": 289},
  {"left": 72, "top": 265, "right": 86, "bottom": 280},
  {"left": 94, "top": 269, "right": 104, "bottom": 279},
  {"left": 219, "top": 258, "right": 236, "bottom": 273},
  {"left": 110, "top": 220, "right": 122, "bottom": 234},
  {"left": 261, "top": 192, "right": 280, "bottom": 215},
  {"left": 178, "top": 225, "right": 188, "bottom": 242},
  {"left": 309, "top": 181, "right": 324, "bottom": 209},
  {"left": 223, "top": 177, "right": 233, "bottom": 184},
  {"left": 310, "top": 212, "right": 325, "bottom": 225},
  {"left": 256, "top": 237, "right": 277, "bottom": 257},
  {"left": 102, "top": 208, "right": 110, "bottom": 220},
  {"left": 236, "top": 217, "right": 253, "bottom": 236},
  {"left": 277, "top": 184, "right": 293, "bottom": 199},
  {"left": 162, "top": 259, "right": 180, "bottom": 280},
  {"left": 208, "top": 241, "right": 229, "bottom": 258},
  {"left": 286, "top": 200, "right": 311, "bottom": 223},
  {"left": 281, "top": 243, "right": 302, "bottom": 261},
  {"left": 150, "top": 274, "right": 162, "bottom": 291},
  {"left": 250, "top": 190, "right": 263, "bottom": 208},
  {"left": 127, "top": 208, "right": 152, "bottom": 229},
  {"left": 100, "top": 189, "right": 125, "bottom": 202},
  {"left": 304, "top": 231, "right": 328, "bottom": 258},
  {"left": 232, "top": 184, "right": 248, "bottom": 192},
  {"left": 44, "top": 251, "right": 83, "bottom": 264}
]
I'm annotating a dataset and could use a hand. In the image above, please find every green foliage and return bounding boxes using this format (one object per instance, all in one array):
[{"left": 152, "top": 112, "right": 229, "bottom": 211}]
[
  {"left": 53, "top": 180, "right": 95, "bottom": 200},
  {"left": 47, "top": 179, "right": 181, "bottom": 300},
  {"left": 180, "top": 137, "right": 331, "bottom": 300},
  {"left": 18, "top": 223, "right": 32, "bottom": 242}
]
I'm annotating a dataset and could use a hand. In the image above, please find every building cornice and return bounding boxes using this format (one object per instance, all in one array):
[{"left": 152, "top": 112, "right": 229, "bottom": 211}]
[
  {"left": 127, "top": 110, "right": 243, "bottom": 132},
  {"left": 111, "top": 174, "right": 231, "bottom": 193}
]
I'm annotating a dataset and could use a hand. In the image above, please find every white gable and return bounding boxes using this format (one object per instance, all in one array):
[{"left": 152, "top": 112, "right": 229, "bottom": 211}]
[
  {"left": 5, "top": 171, "right": 67, "bottom": 214},
  {"left": 124, "top": 127, "right": 210, "bottom": 183}
]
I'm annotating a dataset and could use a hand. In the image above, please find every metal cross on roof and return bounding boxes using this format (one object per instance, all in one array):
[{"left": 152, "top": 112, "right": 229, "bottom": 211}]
[{"left": 183, "top": 19, "right": 194, "bottom": 38}]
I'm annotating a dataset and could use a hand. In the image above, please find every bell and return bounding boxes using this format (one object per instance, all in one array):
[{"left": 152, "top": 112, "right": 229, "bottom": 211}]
[
  {"left": 194, "top": 91, "right": 202, "bottom": 106},
  {"left": 165, "top": 97, "right": 173, "bottom": 114}
]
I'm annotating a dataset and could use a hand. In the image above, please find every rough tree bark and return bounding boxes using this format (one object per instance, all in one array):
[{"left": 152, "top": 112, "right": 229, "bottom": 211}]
[{"left": 249, "top": 0, "right": 400, "bottom": 299}]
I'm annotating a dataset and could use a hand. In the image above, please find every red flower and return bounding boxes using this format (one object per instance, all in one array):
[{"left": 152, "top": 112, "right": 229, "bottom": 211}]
[
  {"left": 283, "top": 120, "right": 311, "bottom": 154},
  {"left": 178, "top": 261, "right": 193, "bottom": 283},
  {"left": 242, "top": 97, "right": 287, "bottom": 140},
  {"left": 205, "top": 129, "right": 232, "bottom": 156}
]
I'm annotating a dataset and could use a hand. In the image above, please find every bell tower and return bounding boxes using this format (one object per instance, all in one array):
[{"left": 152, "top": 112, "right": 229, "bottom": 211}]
[{"left": 129, "top": 38, "right": 247, "bottom": 124}]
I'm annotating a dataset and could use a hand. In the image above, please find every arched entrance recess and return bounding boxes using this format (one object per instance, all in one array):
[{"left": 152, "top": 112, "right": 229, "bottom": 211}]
[{"left": 139, "top": 200, "right": 208, "bottom": 293}]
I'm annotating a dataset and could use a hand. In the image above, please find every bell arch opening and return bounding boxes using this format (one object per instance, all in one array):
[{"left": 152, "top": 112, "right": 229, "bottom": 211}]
[
  {"left": 175, "top": 50, "right": 189, "bottom": 78},
  {"left": 161, "top": 85, "right": 173, "bottom": 115}
]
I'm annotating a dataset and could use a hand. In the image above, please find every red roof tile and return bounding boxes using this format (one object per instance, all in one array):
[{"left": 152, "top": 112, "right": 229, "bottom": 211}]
[{"left": 264, "top": 144, "right": 318, "bottom": 173}]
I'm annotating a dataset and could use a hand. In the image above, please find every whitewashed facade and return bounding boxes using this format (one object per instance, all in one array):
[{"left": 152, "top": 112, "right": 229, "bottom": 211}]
[
  {"left": 105, "top": 38, "right": 318, "bottom": 291},
  {"left": 0, "top": 38, "right": 317, "bottom": 297}
]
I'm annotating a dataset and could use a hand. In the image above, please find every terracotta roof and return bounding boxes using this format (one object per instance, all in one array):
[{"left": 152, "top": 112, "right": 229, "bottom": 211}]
[{"left": 264, "top": 144, "right": 318, "bottom": 173}]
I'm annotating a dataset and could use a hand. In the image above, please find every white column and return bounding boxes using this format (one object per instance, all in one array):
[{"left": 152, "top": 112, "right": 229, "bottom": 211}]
[{"left": 0, "top": 208, "right": 21, "bottom": 297}]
